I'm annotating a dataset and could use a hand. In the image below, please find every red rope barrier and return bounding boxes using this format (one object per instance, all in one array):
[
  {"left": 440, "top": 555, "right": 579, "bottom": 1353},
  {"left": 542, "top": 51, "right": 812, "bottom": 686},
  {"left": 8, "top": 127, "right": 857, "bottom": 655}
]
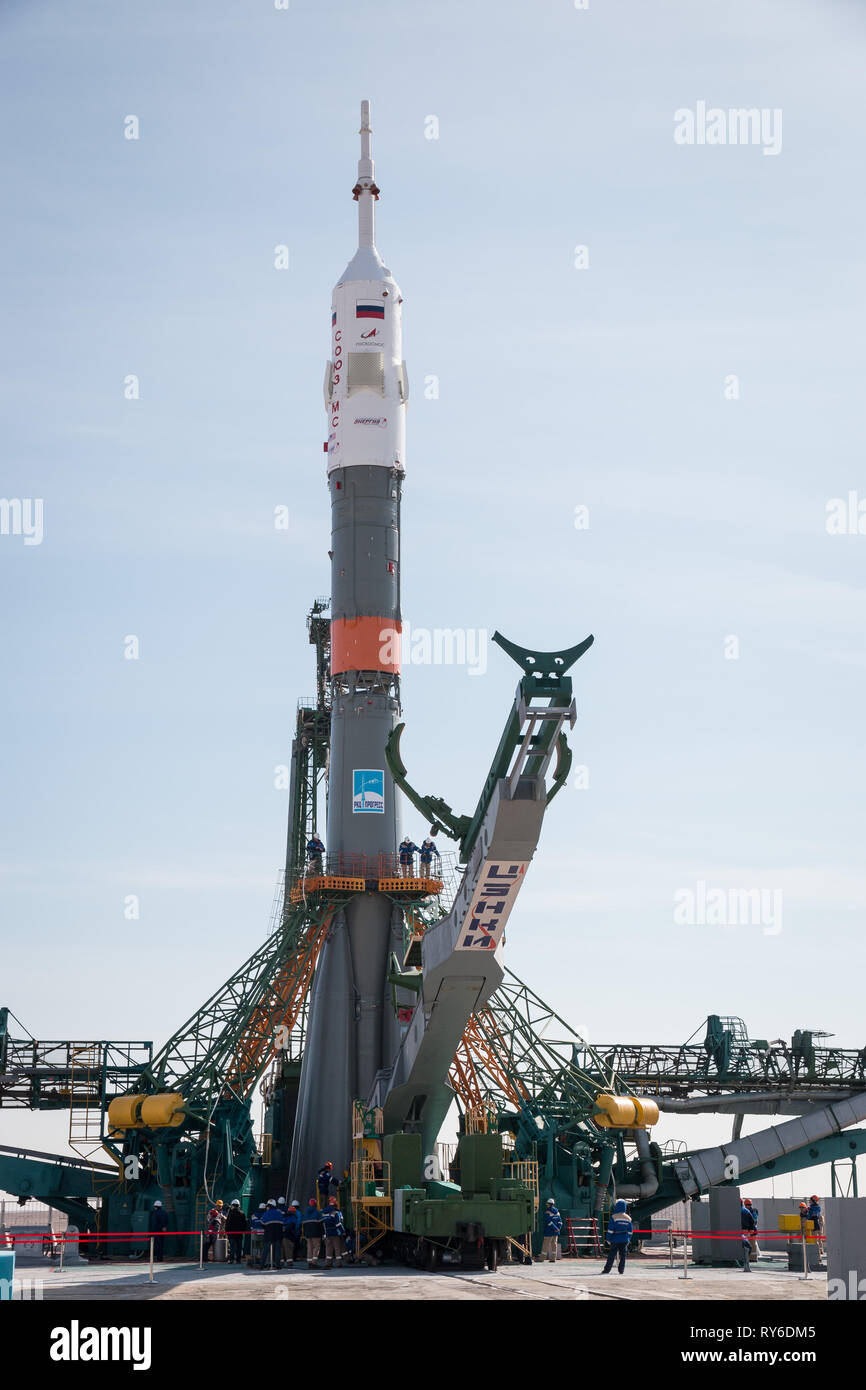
[{"left": 3, "top": 1226, "right": 816, "bottom": 1246}]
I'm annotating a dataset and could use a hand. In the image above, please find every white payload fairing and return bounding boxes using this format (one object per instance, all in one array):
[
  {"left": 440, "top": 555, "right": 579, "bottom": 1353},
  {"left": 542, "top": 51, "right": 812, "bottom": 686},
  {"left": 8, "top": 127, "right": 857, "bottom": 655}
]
[{"left": 324, "top": 100, "right": 408, "bottom": 480}]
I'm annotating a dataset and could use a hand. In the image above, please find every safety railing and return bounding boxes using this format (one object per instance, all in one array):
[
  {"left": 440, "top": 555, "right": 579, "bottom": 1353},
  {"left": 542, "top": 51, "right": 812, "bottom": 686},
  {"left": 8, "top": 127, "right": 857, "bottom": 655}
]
[
  {"left": 296, "top": 850, "right": 453, "bottom": 880},
  {"left": 465, "top": 1101, "right": 499, "bottom": 1135},
  {"left": 350, "top": 1159, "right": 391, "bottom": 1206},
  {"left": 502, "top": 1158, "right": 539, "bottom": 1210},
  {"left": 352, "top": 1101, "right": 383, "bottom": 1140}
]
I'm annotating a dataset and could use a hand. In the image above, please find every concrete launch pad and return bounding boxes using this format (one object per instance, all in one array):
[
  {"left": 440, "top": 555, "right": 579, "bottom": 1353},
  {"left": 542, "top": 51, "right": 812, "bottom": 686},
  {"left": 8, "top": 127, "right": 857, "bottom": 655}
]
[{"left": 15, "top": 1251, "right": 828, "bottom": 1302}]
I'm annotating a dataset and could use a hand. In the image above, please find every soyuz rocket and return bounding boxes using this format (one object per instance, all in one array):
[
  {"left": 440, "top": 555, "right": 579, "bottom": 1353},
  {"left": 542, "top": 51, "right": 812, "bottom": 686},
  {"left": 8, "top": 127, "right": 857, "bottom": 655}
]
[{"left": 289, "top": 103, "right": 408, "bottom": 1196}]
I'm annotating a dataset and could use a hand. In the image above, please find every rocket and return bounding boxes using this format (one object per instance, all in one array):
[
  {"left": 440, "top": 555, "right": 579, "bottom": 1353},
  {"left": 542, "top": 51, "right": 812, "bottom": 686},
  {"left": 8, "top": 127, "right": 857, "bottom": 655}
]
[{"left": 289, "top": 102, "right": 408, "bottom": 1197}]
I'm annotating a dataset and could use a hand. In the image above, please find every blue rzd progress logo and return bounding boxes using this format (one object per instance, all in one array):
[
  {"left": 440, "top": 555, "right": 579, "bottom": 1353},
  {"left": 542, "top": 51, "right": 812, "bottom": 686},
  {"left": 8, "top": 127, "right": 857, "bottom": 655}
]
[{"left": 353, "top": 769, "right": 385, "bottom": 814}]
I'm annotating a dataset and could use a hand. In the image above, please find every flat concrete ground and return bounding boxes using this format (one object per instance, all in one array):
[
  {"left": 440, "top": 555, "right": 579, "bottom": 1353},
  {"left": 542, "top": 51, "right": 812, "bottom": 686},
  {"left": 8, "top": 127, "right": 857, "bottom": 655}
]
[{"left": 12, "top": 1251, "right": 828, "bottom": 1301}]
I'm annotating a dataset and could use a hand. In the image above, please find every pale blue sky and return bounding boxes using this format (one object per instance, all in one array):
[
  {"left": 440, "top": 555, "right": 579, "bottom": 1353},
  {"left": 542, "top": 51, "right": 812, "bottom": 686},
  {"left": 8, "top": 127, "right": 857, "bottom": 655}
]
[{"left": 2, "top": 0, "right": 865, "bottom": 1191}]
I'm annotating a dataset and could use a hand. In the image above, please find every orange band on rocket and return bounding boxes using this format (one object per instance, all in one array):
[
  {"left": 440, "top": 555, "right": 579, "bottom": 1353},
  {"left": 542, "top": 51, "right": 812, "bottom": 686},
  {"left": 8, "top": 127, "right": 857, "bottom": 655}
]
[{"left": 331, "top": 617, "right": 402, "bottom": 675}]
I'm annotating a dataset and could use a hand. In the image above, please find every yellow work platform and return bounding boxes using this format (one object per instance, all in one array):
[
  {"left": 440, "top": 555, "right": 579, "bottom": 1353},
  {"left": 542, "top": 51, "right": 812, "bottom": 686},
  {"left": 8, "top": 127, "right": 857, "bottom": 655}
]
[
  {"left": 378, "top": 877, "right": 443, "bottom": 894},
  {"left": 289, "top": 876, "right": 365, "bottom": 902}
]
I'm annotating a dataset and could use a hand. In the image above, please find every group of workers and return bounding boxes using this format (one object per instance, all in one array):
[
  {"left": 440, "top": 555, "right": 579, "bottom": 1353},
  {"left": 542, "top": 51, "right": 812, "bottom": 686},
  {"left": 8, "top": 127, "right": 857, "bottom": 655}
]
[
  {"left": 740, "top": 1194, "right": 825, "bottom": 1270},
  {"left": 158, "top": 1159, "right": 829, "bottom": 1276},
  {"left": 542, "top": 1191, "right": 827, "bottom": 1275},
  {"left": 398, "top": 837, "right": 441, "bottom": 878},
  {"left": 542, "top": 1196, "right": 635, "bottom": 1274},
  {"left": 195, "top": 1161, "right": 350, "bottom": 1271},
  {"left": 305, "top": 834, "right": 441, "bottom": 880}
]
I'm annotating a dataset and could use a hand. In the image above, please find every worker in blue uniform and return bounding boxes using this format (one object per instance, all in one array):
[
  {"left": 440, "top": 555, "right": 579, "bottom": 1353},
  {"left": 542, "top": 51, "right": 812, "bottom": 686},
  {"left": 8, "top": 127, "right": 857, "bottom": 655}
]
[
  {"left": 601, "top": 1199, "right": 633, "bottom": 1274},
  {"left": 806, "top": 1195, "right": 825, "bottom": 1259},
  {"left": 282, "top": 1200, "right": 302, "bottom": 1266},
  {"left": 741, "top": 1197, "right": 759, "bottom": 1261},
  {"left": 260, "top": 1199, "right": 284, "bottom": 1270},
  {"left": 307, "top": 833, "right": 325, "bottom": 877},
  {"left": 419, "top": 837, "right": 441, "bottom": 876},
  {"left": 316, "top": 1161, "right": 335, "bottom": 1204},
  {"left": 399, "top": 837, "right": 420, "bottom": 879},
  {"left": 322, "top": 1196, "right": 346, "bottom": 1268},
  {"left": 541, "top": 1197, "right": 562, "bottom": 1262},
  {"left": 302, "top": 1198, "right": 325, "bottom": 1268}
]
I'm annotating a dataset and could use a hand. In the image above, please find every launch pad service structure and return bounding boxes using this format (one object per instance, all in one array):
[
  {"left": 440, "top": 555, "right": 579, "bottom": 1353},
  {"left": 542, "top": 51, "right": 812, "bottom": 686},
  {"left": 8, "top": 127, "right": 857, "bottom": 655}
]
[{"left": 2, "top": 103, "right": 864, "bottom": 1278}]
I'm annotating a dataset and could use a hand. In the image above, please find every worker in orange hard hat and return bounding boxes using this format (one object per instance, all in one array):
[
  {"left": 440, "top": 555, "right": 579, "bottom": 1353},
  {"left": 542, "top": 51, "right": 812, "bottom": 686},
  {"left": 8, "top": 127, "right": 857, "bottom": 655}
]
[
  {"left": 303, "top": 1197, "right": 324, "bottom": 1268},
  {"left": 741, "top": 1197, "right": 760, "bottom": 1259},
  {"left": 806, "top": 1195, "right": 825, "bottom": 1260},
  {"left": 317, "top": 1161, "right": 335, "bottom": 1205},
  {"left": 322, "top": 1195, "right": 346, "bottom": 1269},
  {"left": 203, "top": 1200, "right": 226, "bottom": 1263}
]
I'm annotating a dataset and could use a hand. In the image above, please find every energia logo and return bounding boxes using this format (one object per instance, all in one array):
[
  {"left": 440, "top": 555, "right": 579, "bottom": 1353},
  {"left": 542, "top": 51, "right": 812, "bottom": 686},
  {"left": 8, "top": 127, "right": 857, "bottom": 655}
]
[{"left": 49, "top": 1321, "right": 152, "bottom": 1371}]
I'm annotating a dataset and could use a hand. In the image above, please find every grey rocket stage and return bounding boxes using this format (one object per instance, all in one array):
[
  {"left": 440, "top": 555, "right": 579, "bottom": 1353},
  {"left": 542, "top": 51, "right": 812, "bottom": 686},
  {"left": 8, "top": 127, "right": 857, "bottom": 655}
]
[{"left": 289, "top": 103, "right": 410, "bottom": 1200}]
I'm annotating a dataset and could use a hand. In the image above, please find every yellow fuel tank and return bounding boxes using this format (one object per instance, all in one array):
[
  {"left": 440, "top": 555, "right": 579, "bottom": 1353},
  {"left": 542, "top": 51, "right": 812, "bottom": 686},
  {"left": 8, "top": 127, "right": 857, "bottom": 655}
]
[
  {"left": 106, "top": 1092, "right": 185, "bottom": 1129},
  {"left": 594, "top": 1094, "right": 660, "bottom": 1129},
  {"left": 107, "top": 1094, "right": 146, "bottom": 1129},
  {"left": 139, "top": 1093, "right": 185, "bottom": 1128}
]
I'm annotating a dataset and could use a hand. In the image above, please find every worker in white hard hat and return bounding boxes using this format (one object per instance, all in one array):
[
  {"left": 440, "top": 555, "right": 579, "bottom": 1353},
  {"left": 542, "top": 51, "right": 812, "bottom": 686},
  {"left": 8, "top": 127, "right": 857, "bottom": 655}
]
[
  {"left": 225, "top": 1199, "right": 247, "bottom": 1265},
  {"left": 419, "top": 837, "right": 441, "bottom": 878},
  {"left": 541, "top": 1198, "right": 562, "bottom": 1262},
  {"left": 148, "top": 1199, "right": 169, "bottom": 1263},
  {"left": 262, "top": 1199, "right": 286, "bottom": 1270},
  {"left": 399, "top": 837, "right": 420, "bottom": 878}
]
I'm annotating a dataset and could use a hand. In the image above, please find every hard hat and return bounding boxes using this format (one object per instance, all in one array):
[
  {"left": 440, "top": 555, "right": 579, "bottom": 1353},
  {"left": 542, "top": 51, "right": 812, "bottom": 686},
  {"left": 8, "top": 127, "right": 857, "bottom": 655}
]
[
  {"left": 216, "top": 1199, "right": 223, "bottom": 1207},
  {"left": 545, "top": 1198, "right": 555, "bottom": 1206},
  {"left": 810, "top": 1195, "right": 818, "bottom": 1202},
  {"left": 267, "top": 1199, "right": 276, "bottom": 1207},
  {"left": 325, "top": 1161, "right": 333, "bottom": 1169},
  {"left": 153, "top": 1200, "right": 162, "bottom": 1208},
  {"left": 258, "top": 1203, "right": 266, "bottom": 1210},
  {"left": 291, "top": 1200, "right": 299, "bottom": 1207},
  {"left": 231, "top": 1199, "right": 240, "bottom": 1207},
  {"left": 329, "top": 1196, "right": 338, "bottom": 1205},
  {"left": 799, "top": 1202, "right": 807, "bottom": 1209},
  {"left": 308, "top": 1198, "right": 317, "bottom": 1206},
  {"left": 277, "top": 1197, "right": 286, "bottom": 1204}
]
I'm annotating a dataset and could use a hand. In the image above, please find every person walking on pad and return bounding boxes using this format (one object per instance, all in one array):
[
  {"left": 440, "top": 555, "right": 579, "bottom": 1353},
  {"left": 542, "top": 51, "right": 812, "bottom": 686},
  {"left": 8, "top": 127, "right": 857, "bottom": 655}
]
[
  {"left": 601, "top": 1199, "right": 633, "bottom": 1275},
  {"left": 541, "top": 1198, "right": 562, "bottom": 1262}
]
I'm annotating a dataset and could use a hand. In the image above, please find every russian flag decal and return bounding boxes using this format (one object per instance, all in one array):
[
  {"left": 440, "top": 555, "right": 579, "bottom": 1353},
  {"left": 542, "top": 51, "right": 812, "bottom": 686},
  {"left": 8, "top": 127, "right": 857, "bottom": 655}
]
[{"left": 356, "top": 301, "right": 385, "bottom": 319}]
